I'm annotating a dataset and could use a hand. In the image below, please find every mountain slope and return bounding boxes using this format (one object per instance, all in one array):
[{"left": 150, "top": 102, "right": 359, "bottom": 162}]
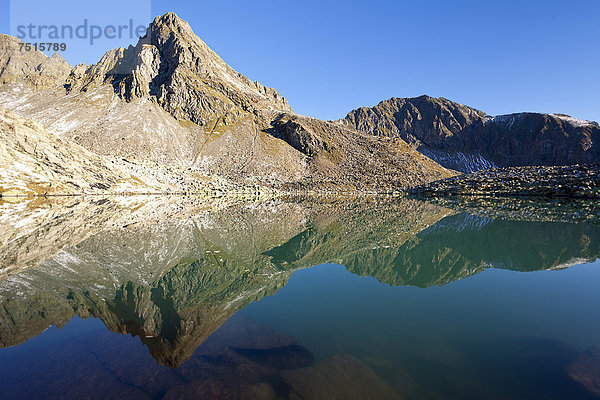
[
  {"left": 1, "top": 14, "right": 598, "bottom": 192},
  {"left": 270, "top": 114, "right": 454, "bottom": 190},
  {"left": 0, "top": 107, "right": 163, "bottom": 196},
  {"left": 344, "top": 95, "right": 600, "bottom": 172},
  {"left": 0, "top": 15, "right": 307, "bottom": 183},
  {"left": 0, "top": 13, "right": 454, "bottom": 191}
]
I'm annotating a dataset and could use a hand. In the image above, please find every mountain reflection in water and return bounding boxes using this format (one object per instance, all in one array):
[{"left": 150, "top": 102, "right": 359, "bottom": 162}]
[{"left": 0, "top": 196, "right": 599, "bottom": 399}]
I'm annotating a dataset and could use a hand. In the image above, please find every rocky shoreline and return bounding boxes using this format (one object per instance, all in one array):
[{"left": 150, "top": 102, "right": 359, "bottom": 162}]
[{"left": 407, "top": 164, "right": 600, "bottom": 199}]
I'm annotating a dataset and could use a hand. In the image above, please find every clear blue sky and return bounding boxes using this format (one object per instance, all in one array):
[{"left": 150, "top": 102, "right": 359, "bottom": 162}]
[{"left": 1, "top": 0, "right": 599, "bottom": 122}]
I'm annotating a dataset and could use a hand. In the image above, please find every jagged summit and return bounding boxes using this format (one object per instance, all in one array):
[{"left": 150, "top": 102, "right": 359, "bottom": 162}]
[
  {"left": 0, "top": 12, "right": 454, "bottom": 190},
  {"left": 66, "top": 12, "right": 291, "bottom": 126},
  {"left": 153, "top": 11, "right": 194, "bottom": 32}
]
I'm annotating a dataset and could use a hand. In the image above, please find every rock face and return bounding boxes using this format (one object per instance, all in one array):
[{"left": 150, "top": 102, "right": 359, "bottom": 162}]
[
  {"left": 344, "top": 95, "right": 600, "bottom": 172},
  {"left": 407, "top": 164, "right": 600, "bottom": 199},
  {"left": 270, "top": 114, "right": 454, "bottom": 190},
  {"left": 0, "top": 34, "right": 71, "bottom": 90},
  {"left": 569, "top": 347, "right": 600, "bottom": 397},
  {"left": 65, "top": 13, "right": 292, "bottom": 125},
  {"left": 0, "top": 107, "right": 161, "bottom": 196},
  {"left": 281, "top": 354, "right": 401, "bottom": 400}
]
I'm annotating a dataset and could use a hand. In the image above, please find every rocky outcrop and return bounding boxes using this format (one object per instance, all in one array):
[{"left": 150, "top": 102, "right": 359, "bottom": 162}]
[
  {"left": 270, "top": 114, "right": 455, "bottom": 190},
  {"left": 407, "top": 164, "right": 600, "bottom": 199},
  {"left": 344, "top": 95, "right": 600, "bottom": 172},
  {"left": 344, "top": 95, "right": 487, "bottom": 148},
  {"left": 65, "top": 13, "right": 291, "bottom": 126},
  {"left": 0, "top": 107, "right": 163, "bottom": 196},
  {"left": 0, "top": 34, "right": 71, "bottom": 90},
  {"left": 569, "top": 347, "right": 600, "bottom": 397},
  {"left": 281, "top": 354, "right": 401, "bottom": 400}
]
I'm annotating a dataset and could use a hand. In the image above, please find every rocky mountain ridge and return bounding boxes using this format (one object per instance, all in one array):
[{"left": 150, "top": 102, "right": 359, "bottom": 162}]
[
  {"left": 0, "top": 34, "right": 71, "bottom": 89},
  {"left": 0, "top": 12, "right": 597, "bottom": 195},
  {"left": 344, "top": 95, "right": 600, "bottom": 172},
  {"left": 0, "top": 13, "right": 455, "bottom": 193},
  {"left": 65, "top": 13, "right": 292, "bottom": 125}
]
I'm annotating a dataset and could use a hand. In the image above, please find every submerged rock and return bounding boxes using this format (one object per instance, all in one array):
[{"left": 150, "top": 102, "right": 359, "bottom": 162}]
[
  {"left": 281, "top": 354, "right": 401, "bottom": 400},
  {"left": 569, "top": 347, "right": 600, "bottom": 397}
]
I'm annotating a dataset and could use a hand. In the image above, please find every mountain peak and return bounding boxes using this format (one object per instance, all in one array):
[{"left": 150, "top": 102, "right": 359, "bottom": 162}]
[
  {"left": 152, "top": 12, "right": 192, "bottom": 30},
  {"left": 63, "top": 12, "right": 292, "bottom": 125},
  {"left": 149, "top": 11, "right": 198, "bottom": 45}
]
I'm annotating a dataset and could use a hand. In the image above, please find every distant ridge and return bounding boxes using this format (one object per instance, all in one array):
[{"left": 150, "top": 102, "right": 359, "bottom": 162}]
[
  {"left": 0, "top": 34, "right": 71, "bottom": 89},
  {"left": 344, "top": 95, "right": 600, "bottom": 172}
]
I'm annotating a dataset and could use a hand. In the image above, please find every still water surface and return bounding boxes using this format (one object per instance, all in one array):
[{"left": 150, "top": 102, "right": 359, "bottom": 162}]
[{"left": 0, "top": 197, "right": 599, "bottom": 399}]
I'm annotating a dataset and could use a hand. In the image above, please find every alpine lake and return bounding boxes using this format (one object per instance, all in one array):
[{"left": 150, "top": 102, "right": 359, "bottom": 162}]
[{"left": 1, "top": 194, "right": 599, "bottom": 400}]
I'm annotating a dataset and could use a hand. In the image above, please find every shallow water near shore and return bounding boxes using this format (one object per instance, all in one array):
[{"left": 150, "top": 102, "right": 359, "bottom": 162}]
[{"left": 1, "top": 196, "right": 599, "bottom": 399}]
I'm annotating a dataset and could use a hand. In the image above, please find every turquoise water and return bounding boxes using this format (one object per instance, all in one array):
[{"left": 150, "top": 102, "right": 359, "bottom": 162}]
[
  {"left": 242, "top": 262, "right": 600, "bottom": 399},
  {"left": 0, "top": 199, "right": 599, "bottom": 399},
  {"left": 1, "top": 261, "right": 599, "bottom": 399}
]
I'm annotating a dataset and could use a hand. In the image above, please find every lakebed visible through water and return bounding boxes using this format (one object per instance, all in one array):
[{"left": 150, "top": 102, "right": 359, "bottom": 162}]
[{"left": 0, "top": 195, "right": 599, "bottom": 399}]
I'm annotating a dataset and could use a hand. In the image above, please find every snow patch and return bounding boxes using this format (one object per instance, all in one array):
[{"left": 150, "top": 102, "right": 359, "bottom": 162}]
[
  {"left": 486, "top": 114, "right": 519, "bottom": 128},
  {"left": 551, "top": 114, "right": 596, "bottom": 128},
  {"left": 420, "top": 148, "right": 496, "bottom": 173}
]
